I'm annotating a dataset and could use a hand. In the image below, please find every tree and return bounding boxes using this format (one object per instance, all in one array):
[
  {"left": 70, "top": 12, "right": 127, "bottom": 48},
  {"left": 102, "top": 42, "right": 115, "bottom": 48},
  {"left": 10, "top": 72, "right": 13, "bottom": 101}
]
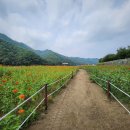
[
  {"left": 0, "top": 39, "right": 47, "bottom": 65},
  {"left": 116, "top": 47, "right": 127, "bottom": 59},
  {"left": 99, "top": 46, "right": 130, "bottom": 62}
]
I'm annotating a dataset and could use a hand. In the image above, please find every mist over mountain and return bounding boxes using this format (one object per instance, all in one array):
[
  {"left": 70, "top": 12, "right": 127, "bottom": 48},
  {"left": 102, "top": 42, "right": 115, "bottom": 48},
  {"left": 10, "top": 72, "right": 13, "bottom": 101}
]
[{"left": 0, "top": 33, "right": 99, "bottom": 65}]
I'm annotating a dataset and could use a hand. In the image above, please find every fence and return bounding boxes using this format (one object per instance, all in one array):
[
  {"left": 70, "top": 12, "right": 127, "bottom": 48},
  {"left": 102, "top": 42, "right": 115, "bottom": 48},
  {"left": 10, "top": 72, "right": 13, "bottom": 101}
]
[
  {"left": 100, "top": 58, "right": 130, "bottom": 65},
  {"left": 92, "top": 75, "right": 130, "bottom": 114},
  {"left": 0, "top": 71, "right": 76, "bottom": 130}
]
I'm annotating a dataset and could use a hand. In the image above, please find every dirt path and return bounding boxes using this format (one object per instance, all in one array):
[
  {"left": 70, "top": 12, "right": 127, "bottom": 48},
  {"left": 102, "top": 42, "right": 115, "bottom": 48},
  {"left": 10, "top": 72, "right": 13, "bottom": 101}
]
[{"left": 28, "top": 69, "right": 130, "bottom": 130}]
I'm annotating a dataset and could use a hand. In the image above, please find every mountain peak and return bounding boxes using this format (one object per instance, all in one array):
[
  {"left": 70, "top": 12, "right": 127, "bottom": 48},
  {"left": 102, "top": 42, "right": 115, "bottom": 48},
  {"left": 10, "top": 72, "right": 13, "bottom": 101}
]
[{"left": 0, "top": 33, "right": 99, "bottom": 65}]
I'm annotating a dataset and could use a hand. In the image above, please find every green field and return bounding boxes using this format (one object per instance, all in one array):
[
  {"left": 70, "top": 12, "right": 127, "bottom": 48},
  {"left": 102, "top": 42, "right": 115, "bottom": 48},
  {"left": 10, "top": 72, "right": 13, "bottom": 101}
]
[
  {"left": 0, "top": 66, "right": 77, "bottom": 130},
  {"left": 0, "top": 65, "right": 130, "bottom": 130},
  {"left": 83, "top": 65, "right": 130, "bottom": 105}
]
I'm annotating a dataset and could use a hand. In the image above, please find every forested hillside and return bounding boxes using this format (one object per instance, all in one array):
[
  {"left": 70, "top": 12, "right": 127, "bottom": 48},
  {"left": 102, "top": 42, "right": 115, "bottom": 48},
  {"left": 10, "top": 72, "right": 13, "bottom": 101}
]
[
  {"left": 0, "top": 39, "right": 47, "bottom": 65},
  {"left": 69, "top": 57, "right": 99, "bottom": 65},
  {"left": 0, "top": 33, "right": 98, "bottom": 65},
  {"left": 0, "top": 33, "right": 33, "bottom": 51},
  {"left": 35, "top": 50, "right": 99, "bottom": 65},
  {"left": 35, "top": 50, "right": 76, "bottom": 65},
  {"left": 99, "top": 46, "right": 130, "bottom": 62}
]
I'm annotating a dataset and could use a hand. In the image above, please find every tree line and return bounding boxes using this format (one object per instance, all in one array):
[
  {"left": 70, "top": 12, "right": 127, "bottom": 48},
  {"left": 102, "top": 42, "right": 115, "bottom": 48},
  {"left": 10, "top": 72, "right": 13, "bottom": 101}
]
[
  {"left": 99, "top": 46, "right": 130, "bottom": 62},
  {"left": 0, "top": 39, "right": 48, "bottom": 65}
]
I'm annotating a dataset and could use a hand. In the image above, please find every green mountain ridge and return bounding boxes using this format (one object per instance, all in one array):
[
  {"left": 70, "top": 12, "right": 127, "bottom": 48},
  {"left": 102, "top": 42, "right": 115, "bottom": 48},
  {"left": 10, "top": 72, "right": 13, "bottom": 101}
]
[
  {"left": 69, "top": 57, "right": 99, "bottom": 65},
  {"left": 0, "top": 33, "right": 33, "bottom": 51},
  {"left": 0, "top": 33, "right": 47, "bottom": 65},
  {"left": 35, "top": 50, "right": 76, "bottom": 65},
  {"left": 35, "top": 50, "right": 98, "bottom": 65},
  {"left": 0, "top": 33, "right": 99, "bottom": 65}
]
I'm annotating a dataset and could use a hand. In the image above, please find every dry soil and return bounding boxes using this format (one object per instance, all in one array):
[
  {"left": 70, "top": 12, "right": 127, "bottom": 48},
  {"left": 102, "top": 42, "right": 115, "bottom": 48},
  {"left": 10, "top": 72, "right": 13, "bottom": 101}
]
[{"left": 28, "top": 69, "right": 130, "bottom": 130}]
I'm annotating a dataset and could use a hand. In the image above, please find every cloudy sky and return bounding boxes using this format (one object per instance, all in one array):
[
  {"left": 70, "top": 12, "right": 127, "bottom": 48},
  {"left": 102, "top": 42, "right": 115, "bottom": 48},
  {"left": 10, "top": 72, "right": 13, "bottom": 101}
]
[{"left": 0, "top": 0, "right": 130, "bottom": 58}]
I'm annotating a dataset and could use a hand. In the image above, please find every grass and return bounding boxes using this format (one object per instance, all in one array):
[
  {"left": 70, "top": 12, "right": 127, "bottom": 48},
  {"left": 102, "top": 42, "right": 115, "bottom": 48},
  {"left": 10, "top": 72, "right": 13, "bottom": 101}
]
[
  {"left": 82, "top": 65, "right": 130, "bottom": 106},
  {"left": 0, "top": 65, "right": 77, "bottom": 130}
]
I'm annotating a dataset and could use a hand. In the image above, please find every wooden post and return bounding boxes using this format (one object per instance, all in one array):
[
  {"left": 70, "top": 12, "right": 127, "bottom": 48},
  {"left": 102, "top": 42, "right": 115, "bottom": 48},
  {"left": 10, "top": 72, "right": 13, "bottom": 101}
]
[
  {"left": 44, "top": 84, "right": 48, "bottom": 112},
  {"left": 107, "top": 80, "right": 111, "bottom": 98},
  {"left": 71, "top": 71, "right": 73, "bottom": 79}
]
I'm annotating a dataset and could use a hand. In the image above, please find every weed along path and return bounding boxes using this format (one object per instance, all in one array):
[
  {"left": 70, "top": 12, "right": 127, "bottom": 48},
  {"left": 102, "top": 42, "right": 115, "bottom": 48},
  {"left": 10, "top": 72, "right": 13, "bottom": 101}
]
[{"left": 28, "top": 69, "right": 130, "bottom": 130}]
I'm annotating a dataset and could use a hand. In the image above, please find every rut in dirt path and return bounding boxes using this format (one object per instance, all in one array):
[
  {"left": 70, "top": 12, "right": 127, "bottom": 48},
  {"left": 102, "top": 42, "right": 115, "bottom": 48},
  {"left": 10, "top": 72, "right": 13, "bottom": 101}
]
[{"left": 28, "top": 69, "right": 130, "bottom": 130}]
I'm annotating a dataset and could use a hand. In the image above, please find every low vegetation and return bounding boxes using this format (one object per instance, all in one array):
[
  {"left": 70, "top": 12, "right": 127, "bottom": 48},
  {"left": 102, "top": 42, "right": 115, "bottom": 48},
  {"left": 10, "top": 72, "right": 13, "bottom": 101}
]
[
  {"left": 83, "top": 65, "right": 130, "bottom": 105},
  {"left": 0, "top": 65, "right": 77, "bottom": 130}
]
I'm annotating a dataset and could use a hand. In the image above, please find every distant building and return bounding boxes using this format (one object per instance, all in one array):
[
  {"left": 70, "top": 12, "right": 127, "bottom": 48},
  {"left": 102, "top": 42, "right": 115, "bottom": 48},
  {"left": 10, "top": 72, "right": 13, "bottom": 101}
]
[{"left": 62, "top": 63, "right": 69, "bottom": 65}]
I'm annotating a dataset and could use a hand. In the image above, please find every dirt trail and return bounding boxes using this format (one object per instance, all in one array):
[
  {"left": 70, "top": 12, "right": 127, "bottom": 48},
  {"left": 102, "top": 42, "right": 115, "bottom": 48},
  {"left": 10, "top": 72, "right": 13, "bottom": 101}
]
[{"left": 28, "top": 69, "right": 130, "bottom": 130}]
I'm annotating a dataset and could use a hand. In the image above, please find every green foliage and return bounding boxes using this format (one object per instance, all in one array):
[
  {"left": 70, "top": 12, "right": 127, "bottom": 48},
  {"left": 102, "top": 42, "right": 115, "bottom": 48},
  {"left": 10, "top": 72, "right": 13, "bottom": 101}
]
[
  {"left": 0, "top": 39, "right": 47, "bottom": 65},
  {"left": 99, "top": 46, "right": 130, "bottom": 62},
  {"left": 99, "top": 54, "right": 117, "bottom": 62},
  {"left": 69, "top": 57, "right": 99, "bottom": 65},
  {"left": 116, "top": 47, "right": 130, "bottom": 59},
  {"left": 0, "top": 33, "right": 33, "bottom": 51},
  {"left": 0, "top": 66, "right": 77, "bottom": 130},
  {"left": 35, "top": 50, "right": 99, "bottom": 65},
  {"left": 0, "top": 33, "right": 99, "bottom": 65},
  {"left": 35, "top": 50, "right": 76, "bottom": 65},
  {"left": 83, "top": 65, "right": 130, "bottom": 105}
]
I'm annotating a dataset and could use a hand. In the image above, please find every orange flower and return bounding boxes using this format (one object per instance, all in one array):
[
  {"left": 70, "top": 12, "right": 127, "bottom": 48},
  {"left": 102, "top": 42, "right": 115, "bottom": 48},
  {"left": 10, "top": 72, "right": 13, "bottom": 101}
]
[
  {"left": 2, "top": 80, "right": 6, "bottom": 83},
  {"left": 0, "top": 84, "right": 3, "bottom": 87},
  {"left": 19, "top": 94, "right": 25, "bottom": 100},
  {"left": 18, "top": 109, "right": 25, "bottom": 114},
  {"left": 12, "top": 89, "right": 18, "bottom": 93},
  {"left": 15, "top": 81, "right": 19, "bottom": 85},
  {"left": 28, "top": 87, "right": 32, "bottom": 90}
]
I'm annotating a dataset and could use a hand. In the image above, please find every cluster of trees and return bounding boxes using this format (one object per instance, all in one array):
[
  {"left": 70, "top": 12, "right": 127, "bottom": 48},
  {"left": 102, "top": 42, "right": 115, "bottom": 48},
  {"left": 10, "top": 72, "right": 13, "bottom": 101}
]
[
  {"left": 99, "top": 46, "right": 130, "bottom": 62},
  {"left": 0, "top": 39, "right": 47, "bottom": 65}
]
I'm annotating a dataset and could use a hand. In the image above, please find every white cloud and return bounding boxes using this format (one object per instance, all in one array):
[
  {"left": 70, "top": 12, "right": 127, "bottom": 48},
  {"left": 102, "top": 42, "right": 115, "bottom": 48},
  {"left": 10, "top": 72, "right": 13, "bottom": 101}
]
[{"left": 0, "top": 0, "right": 130, "bottom": 58}]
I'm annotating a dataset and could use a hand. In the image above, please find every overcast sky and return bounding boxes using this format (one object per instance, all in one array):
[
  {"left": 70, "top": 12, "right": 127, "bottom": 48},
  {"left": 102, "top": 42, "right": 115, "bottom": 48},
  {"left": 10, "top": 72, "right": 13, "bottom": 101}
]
[{"left": 0, "top": 0, "right": 130, "bottom": 58}]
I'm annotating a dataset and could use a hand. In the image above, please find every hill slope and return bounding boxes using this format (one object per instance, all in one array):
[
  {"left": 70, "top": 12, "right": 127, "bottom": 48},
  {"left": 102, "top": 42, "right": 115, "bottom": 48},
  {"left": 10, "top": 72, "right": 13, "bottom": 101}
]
[
  {"left": 0, "top": 34, "right": 47, "bottom": 65},
  {"left": 0, "top": 33, "right": 33, "bottom": 51},
  {"left": 35, "top": 50, "right": 76, "bottom": 65},
  {"left": 0, "top": 33, "right": 98, "bottom": 65},
  {"left": 35, "top": 50, "right": 98, "bottom": 65},
  {"left": 69, "top": 57, "right": 99, "bottom": 65}
]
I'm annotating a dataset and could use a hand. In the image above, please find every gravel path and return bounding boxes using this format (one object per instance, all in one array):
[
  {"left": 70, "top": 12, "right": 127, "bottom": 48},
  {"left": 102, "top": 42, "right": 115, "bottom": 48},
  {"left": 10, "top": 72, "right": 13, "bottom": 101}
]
[{"left": 28, "top": 69, "right": 130, "bottom": 130}]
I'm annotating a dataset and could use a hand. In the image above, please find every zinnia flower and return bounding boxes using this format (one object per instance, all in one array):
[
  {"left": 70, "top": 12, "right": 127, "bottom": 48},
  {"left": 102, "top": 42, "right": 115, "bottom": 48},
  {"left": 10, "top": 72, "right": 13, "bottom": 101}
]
[
  {"left": 19, "top": 94, "right": 25, "bottom": 100},
  {"left": 18, "top": 109, "right": 25, "bottom": 114},
  {"left": 28, "top": 87, "right": 32, "bottom": 90},
  {"left": 15, "top": 81, "right": 19, "bottom": 85},
  {"left": 12, "top": 89, "right": 18, "bottom": 93},
  {"left": 2, "top": 80, "right": 6, "bottom": 83}
]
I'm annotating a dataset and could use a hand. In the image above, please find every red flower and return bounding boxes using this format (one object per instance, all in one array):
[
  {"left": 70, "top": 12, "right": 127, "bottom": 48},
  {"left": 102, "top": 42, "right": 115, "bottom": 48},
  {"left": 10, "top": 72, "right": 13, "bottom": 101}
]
[
  {"left": 18, "top": 109, "right": 25, "bottom": 114},
  {"left": 19, "top": 94, "right": 25, "bottom": 100},
  {"left": 12, "top": 89, "right": 18, "bottom": 93},
  {"left": 15, "top": 81, "right": 19, "bottom": 85},
  {"left": 28, "top": 87, "right": 32, "bottom": 90},
  {"left": 2, "top": 80, "right": 7, "bottom": 83}
]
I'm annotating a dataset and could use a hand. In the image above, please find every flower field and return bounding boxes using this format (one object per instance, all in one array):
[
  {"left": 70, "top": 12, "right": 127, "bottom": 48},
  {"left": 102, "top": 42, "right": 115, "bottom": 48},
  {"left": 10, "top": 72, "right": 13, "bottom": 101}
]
[
  {"left": 0, "top": 66, "right": 77, "bottom": 130},
  {"left": 83, "top": 65, "right": 130, "bottom": 106}
]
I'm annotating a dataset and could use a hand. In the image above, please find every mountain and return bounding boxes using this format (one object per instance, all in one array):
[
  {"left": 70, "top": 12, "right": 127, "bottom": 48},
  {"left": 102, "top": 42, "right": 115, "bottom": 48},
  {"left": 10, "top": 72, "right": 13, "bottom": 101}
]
[
  {"left": 0, "top": 33, "right": 33, "bottom": 51},
  {"left": 0, "top": 33, "right": 99, "bottom": 65},
  {"left": 35, "top": 50, "right": 99, "bottom": 65},
  {"left": 69, "top": 57, "right": 99, "bottom": 65},
  {"left": 0, "top": 34, "right": 47, "bottom": 65},
  {"left": 35, "top": 50, "right": 76, "bottom": 65}
]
